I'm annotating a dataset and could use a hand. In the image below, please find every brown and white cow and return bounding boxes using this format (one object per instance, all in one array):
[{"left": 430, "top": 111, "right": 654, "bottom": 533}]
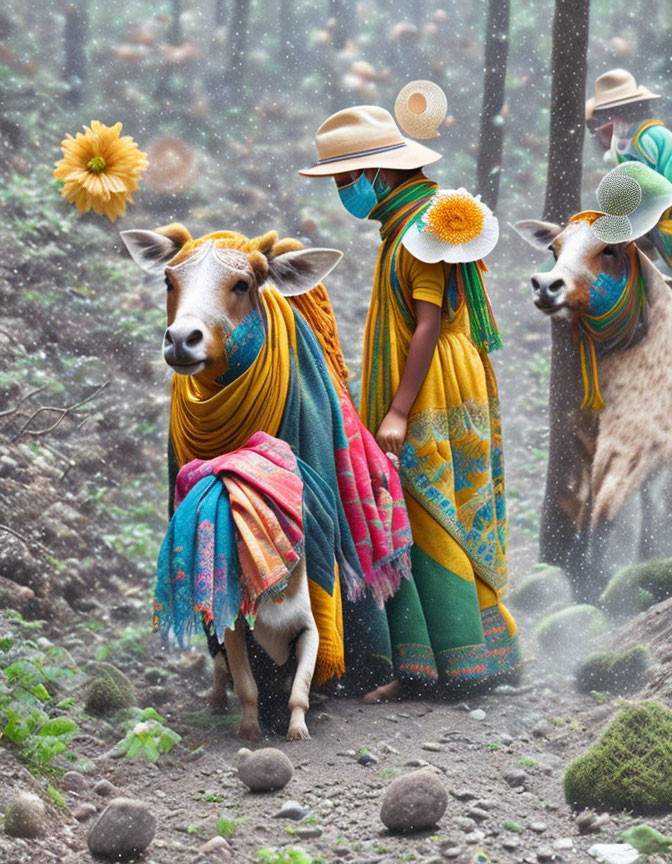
[
  {"left": 121, "top": 224, "right": 342, "bottom": 740},
  {"left": 515, "top": 217, "right": 672, "bottom": 601}
]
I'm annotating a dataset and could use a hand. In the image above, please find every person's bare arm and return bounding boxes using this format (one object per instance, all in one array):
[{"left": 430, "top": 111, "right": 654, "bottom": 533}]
[{"left": 376, "top": 299, "right": 442, "bottom": 457}]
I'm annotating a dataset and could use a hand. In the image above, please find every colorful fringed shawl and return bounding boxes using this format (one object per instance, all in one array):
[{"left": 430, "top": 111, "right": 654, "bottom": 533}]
[
  {"left": 169, "top": 286, "right": 412, "bottom": 605},
  {"left": 155, "top": 432, "right": 349, "bottom": 684},
  {"left": 361, "top": 177, "right": 508, "bottom": 594},
  {"left": 156, "top": 433, "right": 304, "bottom": 638}
]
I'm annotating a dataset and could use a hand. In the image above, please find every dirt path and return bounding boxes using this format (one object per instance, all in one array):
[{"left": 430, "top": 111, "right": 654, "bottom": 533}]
[{"left": 4, "top": 626, "right": 671, "bottom": 864}]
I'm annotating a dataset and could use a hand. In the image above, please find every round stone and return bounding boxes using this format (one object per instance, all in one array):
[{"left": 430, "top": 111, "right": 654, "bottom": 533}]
[
  {"left": 238, "top": 748, "right": 294, "bottom": 792},
  {"left": 72, "top": 803, "right": 98, "bottom": 822},
  {"left": 62, "top": 770, "right": 88, "bottom": 795},
  {"left": 87, "top": 797, "right": 156, "bottom": 858},
  {"left": 380, "top": 768, "right": 448, "bottom": 834},
  {"left": 4, "top": 792, "right": 47, "bottom": 838},
  {"left": 93, "top": 779, "right": 118, "bottom": 797}
]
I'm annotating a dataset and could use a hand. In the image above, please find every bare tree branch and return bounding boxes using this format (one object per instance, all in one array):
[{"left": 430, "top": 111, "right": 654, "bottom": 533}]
[
  {"left": 11, "top": 381, "right": 110, "bottom": 441},
  {"left": 0, "top": 384, "right": 49, "bottom": 420}
]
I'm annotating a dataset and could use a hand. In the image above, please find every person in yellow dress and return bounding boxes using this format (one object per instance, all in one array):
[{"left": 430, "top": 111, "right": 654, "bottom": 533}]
[{"left": 300, "top": 105, "right": 521, "bottom": 699}]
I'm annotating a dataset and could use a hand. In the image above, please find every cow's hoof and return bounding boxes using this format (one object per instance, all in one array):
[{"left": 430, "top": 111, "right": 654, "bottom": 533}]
[
  {"left": 237, "top": 720, "right": 262, "bottom": 741},
  {"left": 208, "top": 692, "right": 229, "bottom": 715},
  {"left": 287, "top": 722, "right": 310, "bottom": 741}
]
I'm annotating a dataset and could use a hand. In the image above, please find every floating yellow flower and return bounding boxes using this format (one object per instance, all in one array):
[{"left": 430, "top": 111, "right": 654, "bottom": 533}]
[
  {"left": 402, "top": 187, "right": 499, "bottom": 263},
  {"left": 54, "top": 121, "right": 148, "bottom": 222}
]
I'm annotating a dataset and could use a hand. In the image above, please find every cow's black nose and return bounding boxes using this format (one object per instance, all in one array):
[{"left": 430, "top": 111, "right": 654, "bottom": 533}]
[{"left": 163, "top": 317, "right": 208, "bottom": 370}]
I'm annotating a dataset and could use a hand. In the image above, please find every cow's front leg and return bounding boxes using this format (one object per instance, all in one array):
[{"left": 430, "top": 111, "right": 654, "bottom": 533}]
[
  {"left": 286, "top": 619, "right": 319, "bottom": 741},
  {"left": 208, "top": 651, "right": 229, "bottom": 714},
  {"left": 224, "top": 621, "right": 261, "bottom": 740}
]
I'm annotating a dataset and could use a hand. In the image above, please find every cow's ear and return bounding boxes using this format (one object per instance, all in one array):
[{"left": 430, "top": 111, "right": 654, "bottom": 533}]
[
  {"left": 512, "top": 220, "right": 563, "bottom": 251},
  {"left": 266, "top": 248, "right": 343, "bottom": 296},
  {"left": 120, "top": 223, "right": 192, "bottom": 275}
]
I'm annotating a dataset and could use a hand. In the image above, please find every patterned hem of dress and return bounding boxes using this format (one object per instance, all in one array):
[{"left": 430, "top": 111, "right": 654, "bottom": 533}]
[
  {"left": 393, "top": 642, "right": 440, "bottom": 680},
  {"left": 438, "top": 606, "right": 522, "bottom": 682}
]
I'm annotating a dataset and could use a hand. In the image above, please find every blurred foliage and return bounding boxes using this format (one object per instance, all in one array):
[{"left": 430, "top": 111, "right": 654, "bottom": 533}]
[{"left": 0, "top": 610, "right": 87, "bottom": 774}]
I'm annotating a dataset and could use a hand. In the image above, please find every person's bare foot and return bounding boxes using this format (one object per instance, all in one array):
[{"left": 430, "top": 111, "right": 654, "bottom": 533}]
[{"left": 363, "top": 679, "right": 402, "bottom": 704}]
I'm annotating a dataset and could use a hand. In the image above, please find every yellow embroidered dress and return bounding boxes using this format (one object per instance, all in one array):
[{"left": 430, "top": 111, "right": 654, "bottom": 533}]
[{"left": 360, "top": 177, "right": 521, "bottom": 683}]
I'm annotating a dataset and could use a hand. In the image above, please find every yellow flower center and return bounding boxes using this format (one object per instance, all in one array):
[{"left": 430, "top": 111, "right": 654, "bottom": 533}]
[
  {"left": 426, "top": 193, "right": 485, "bottom": 245},
  {"left": 87, "top": 156, "right": 107, "bottom": 174}
]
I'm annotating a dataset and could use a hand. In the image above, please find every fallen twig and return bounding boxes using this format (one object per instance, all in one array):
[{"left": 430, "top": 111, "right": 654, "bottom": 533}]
[
  {"left": 0, "top": 384, "right": 49, "bottom": 420},
  {"left": 11, "top": 381, "right": 110, "bottom": 441},
  {"left": 0, "top": 523, "right": 51, "bottom": 559}
]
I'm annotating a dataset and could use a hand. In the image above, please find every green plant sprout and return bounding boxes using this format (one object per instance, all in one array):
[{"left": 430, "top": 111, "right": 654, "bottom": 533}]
[{"left": 116, "top": 706, "right": 181, "bottom": 762}]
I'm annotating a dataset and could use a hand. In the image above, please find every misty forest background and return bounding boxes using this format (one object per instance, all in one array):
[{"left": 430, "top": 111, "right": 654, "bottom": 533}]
[{"left": 1, "top": 0, "right": 671, "bottom": 622}]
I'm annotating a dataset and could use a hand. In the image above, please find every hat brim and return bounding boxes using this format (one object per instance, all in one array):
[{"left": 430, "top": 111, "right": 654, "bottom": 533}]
[
  {"left": 593, "top": 162, "right": 672, "bottom": 243},
  {"left": 593, "top": 193, "right": 672, "bottom": 244},
  {"left": 593, "top": 91, "right": 661, "bottom": 112},
  {"left": 402, "top": 212, "right": 499, "bottom": 263},
  {"left": 298, "top": 137, "right": 442, "bottom": 177}
]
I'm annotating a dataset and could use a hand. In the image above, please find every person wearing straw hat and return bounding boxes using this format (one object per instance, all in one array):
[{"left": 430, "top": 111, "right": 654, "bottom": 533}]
[
  {"left": 588, "top": 68, "right": 672, "bottom": 268},
  {"left": 299, "top": 104, "right": 521, "bottom": 701}
]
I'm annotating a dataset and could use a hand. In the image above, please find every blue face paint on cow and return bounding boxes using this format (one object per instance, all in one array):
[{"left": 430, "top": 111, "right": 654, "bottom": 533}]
[
  {"left": 216, "top": 307, "right": 265, "bottom": 386},
  {"left": 589, "top": 268, "right": 629, "bottom": 316}
]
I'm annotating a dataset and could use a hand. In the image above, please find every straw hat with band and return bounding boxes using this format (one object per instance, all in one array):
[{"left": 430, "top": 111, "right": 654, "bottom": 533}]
[
  {"left": 298, "top": 105, "right": 442, "bottom": 177},
  {"left": 592, "top": 68, "right": 661, "bottom": 113},
  {"left": 394, "top": 80, "right": 448, "bottom": 140}
]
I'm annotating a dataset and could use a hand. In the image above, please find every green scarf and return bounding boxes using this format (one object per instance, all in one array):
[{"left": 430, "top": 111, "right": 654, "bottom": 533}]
[{"left": 369, "top": 178, "right": 502, "bottom": 353}]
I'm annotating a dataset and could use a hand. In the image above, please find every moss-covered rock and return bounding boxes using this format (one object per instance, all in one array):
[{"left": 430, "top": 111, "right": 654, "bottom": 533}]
[
  {"left": 535, "top": 604, "right": 606, "bottom": 665},
  {"left": 564, "top": 701, "right": 672, "bottom": 813},
  {"left": 509, "top": 565, "right": 572, "bottom": 614},
  {"left": 576, "top": 645, "right": 651, "bottom": 695},
  {"left": 85, "top": 662, "right": 136, "bottom": 715},
  {"left": 621, "top": 824, "right": 672, "bottom": 855},
  {"left": 600, "top": 559, "right": 672, "bottom": 618}
]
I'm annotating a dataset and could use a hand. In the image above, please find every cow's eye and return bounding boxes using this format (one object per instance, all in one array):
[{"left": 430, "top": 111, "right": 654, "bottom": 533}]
[
  {"left": 232, "top": 280, "right": 249, "bottom": 294},
  {"left": 164, "top": 275, "right": 173, "bottom": 292},
  {"left": 602, "top": 246, "right": 615, "bottom": 256}
]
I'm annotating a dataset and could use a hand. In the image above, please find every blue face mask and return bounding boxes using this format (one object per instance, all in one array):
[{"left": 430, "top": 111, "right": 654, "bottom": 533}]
[{"left": 338, "top": 169, "right": 390, "bottom": 219}]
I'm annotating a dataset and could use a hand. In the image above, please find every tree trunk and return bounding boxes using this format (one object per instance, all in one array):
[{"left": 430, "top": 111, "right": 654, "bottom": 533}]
[
  {"left": 228, "top": 0, "right": 250, "bottom": 94},
  {"left": 329, "top": 0, "right": 350, "bottom": 51},
  {"left": 63, "top": 0, "right": 88, "bottom": 107},
  {"left": 278, "top": 0, "right": 295, "bottom": 68},
  {"left": 540, "top": 318, "right": 593, "bottom": 587},
  {"left": 475, "top": 0, "right": 510, "bottom": 210},
  {"left": 543, "top": 0, "right": 591, "bottom": 223},
  {"left": 167, "top": 0, "right": 184, "bottom": 45},
  {"left": 215, "top": 0, "right": 228, "bottom": 27}
]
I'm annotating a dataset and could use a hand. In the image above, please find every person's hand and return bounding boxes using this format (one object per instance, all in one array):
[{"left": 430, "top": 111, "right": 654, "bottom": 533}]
[{"left": 376, "top": 406, "right": 407, "bottom": 459}]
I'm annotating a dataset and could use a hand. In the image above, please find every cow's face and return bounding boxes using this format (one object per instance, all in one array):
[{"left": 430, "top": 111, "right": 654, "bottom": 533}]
[
  {"left": 121, "top": 225, "right": 342, "bottom": 376},
  {"left": 514, "top": 218, "right": 631, "bottom": 319}
]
